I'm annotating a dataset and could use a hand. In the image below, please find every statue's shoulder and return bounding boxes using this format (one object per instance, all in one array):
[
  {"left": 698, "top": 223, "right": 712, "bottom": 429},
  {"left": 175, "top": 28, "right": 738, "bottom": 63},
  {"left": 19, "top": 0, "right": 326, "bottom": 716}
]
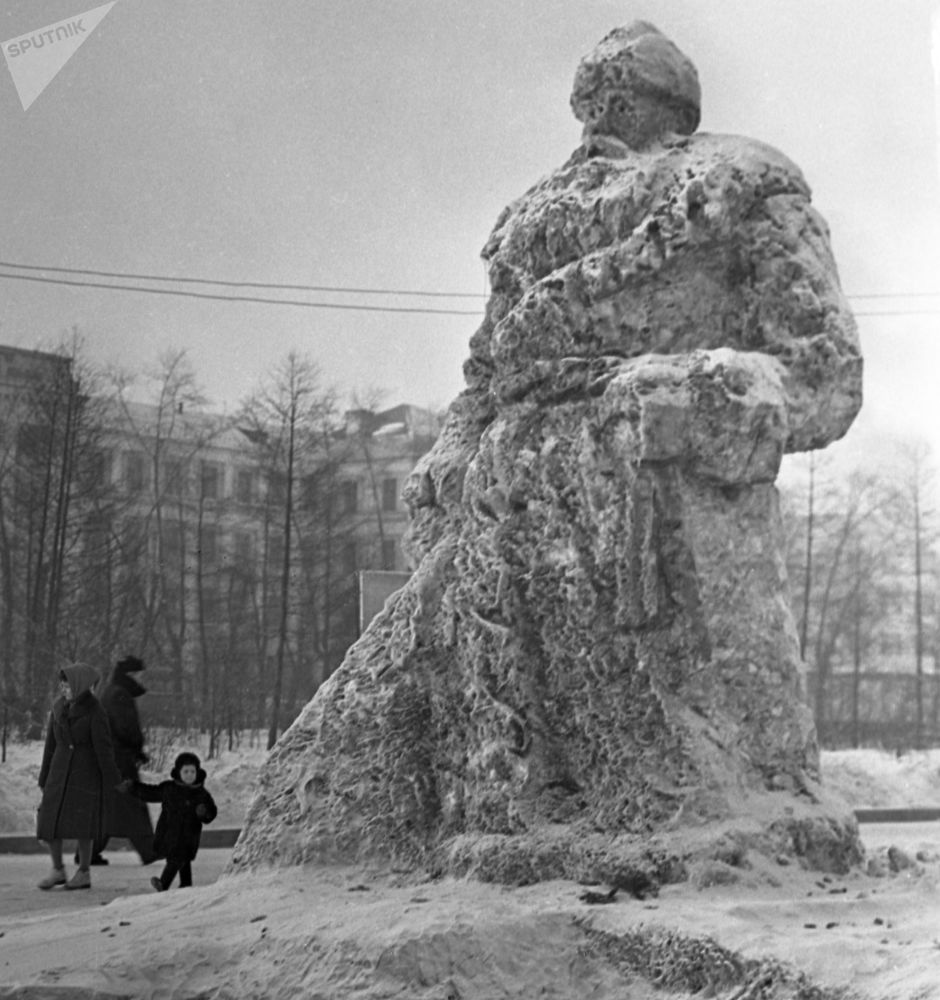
[
  {"left": 482, "top": 151, "right": 609, "bottom": 260},
  {"left": 680, "top": 132, "right": 811, "bottom": 200},
  {"left": 545, "top": 132, "right": 810, "bottom": 200}
]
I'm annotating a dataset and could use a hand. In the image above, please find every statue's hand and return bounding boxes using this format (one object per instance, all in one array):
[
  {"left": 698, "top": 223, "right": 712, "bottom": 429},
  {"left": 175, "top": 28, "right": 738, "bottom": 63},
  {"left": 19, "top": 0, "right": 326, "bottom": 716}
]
[{"left": 606, "top": 349, "right": 789, "bottom": 484}]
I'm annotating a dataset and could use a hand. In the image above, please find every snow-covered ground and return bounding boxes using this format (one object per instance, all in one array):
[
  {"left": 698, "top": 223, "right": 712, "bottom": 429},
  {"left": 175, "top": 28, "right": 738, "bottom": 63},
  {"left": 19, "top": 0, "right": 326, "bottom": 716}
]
[
  {"left": 3, "top": 741, "right": 940, "bottom": 998},
  {"left": 822, "top": 747, "right": 940, "bottom": 808}
]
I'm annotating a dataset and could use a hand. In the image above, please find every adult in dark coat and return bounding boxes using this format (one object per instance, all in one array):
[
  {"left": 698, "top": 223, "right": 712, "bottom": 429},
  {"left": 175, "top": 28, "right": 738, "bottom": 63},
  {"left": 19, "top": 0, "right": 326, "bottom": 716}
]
[
  {"left": 84, "top": 655, "right": 157, "bottom": 865},
  {"left": 127, "top": 751, "right": 217, "bottom": 891},
  {"left": 36, "top": 663, "right": 122, "bottom": 890}
]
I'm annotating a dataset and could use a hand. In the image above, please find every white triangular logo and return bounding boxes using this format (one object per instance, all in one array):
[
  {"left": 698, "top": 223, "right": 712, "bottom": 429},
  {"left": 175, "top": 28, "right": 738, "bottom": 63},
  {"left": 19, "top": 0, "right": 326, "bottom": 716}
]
[{"left": 2, "top": 3, "right": 117, "bottom": 112}]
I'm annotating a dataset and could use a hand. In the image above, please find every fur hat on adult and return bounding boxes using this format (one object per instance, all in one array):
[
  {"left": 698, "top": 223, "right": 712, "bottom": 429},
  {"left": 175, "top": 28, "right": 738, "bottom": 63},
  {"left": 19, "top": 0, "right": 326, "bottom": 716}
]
[
  {"left": 110, "top": 654, "right": 147, "bottom": 697},
  {"left": 171, "top": 751, "right": 206, "bottom": 784},
  {"left": 116, "top": 655, "right": 145, "bottom": 674}
]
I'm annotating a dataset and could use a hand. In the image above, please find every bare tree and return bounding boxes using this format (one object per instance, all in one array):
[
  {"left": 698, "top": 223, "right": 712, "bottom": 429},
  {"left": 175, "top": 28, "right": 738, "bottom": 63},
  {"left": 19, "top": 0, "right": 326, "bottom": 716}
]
[
  {"left": 239, "top": 352, "right": 337, "bottom": 749},
  {"left": 844, "top": 534, "right": 896, "bottom": 746},
  {"left": 782, "top": 462, "right": 900, "bottom": 744},
  {"left": 799, "top": 452, "right": 815, "bottom": 660},
  {"left": 292, "top": 418, "right": 361, "bottom": 699},
  {"left": 810, "top": 474, "right": 890, "bottom": 736},
  {"left": 894, "top": 440, "right": 938, "bottom": 749},
  {"left": 0, "top": 337, "right": 115, "bottom": 740},
  {"left": 104, "top": 350, "right": 228, "bottom": 725},
  {"left": 348, "top": 388, "right": 391, "bottom": 558}
]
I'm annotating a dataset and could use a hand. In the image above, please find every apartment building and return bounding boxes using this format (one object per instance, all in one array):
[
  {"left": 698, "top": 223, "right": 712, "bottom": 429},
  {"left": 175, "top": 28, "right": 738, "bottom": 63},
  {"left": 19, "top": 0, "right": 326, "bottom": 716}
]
[
  {"left": 0, "top": 345, "right": 79, "bottom": 722},
  {"left": 91, "top": 397, "right": 441, "bottom": 720},
  {"left": 100, "top": 399, "right": 439, "bottom": 575},
  {"left": 0, "top": 344, "right": 73, "bottom": 431},
  {"left": 338, "top": 403, "right": 440, "bottom": 573}
]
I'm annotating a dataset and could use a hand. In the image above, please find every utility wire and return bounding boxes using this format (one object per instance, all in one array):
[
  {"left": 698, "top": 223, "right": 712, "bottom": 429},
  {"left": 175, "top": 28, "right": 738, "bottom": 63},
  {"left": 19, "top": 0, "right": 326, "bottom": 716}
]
[
  {"left": 854, "top": 309, "right": 940, "bottom": 317},
  {"left": 1, "top": 258, "right": 939, "bottom": 317},
  {"left": 1, "top": 258, "right": 938, "bottom": 304},
  {"left": 0, "top": 259, "right": 488, "bottom": 300},
  {"left": 0, "top": 271, "right": 484, "bottom": 316},
  {"left": 847, "top": 291, "right": 940, "bottom": 299}
]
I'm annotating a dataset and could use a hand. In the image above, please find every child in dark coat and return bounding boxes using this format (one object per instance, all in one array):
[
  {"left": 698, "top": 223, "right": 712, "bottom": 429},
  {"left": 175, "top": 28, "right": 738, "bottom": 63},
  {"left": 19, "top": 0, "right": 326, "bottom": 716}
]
[{"left": 123, "top": 751, "right": 217, "bottom": 891}]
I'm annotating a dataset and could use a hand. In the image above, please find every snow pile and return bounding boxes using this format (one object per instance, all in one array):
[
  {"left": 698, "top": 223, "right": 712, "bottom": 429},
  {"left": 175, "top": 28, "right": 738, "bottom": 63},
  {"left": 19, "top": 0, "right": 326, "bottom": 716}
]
[
  {"left": 4, "top": 743, "right": 940, "bottom": 835},
  {"left": 822, "top": 748, "right": 940, "bottom": 808},
  {"left": 0, "top": 742, "right": 40, "bottom": 834},
  {"left": 4, "top": 850, "right": 940, "bottom": 999},
  {"left": 4, "top": 740, "right": 940, "bottom": 998},
  {"left": 0, "top": 732, "right": 269, "bottom": 835}
]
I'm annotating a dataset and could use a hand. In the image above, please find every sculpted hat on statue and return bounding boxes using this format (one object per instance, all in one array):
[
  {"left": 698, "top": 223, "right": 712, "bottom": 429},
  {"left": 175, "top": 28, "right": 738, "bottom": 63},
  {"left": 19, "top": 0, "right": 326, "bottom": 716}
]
[{"left": 570, "top": 21, "right": 701, "bottom": 147}]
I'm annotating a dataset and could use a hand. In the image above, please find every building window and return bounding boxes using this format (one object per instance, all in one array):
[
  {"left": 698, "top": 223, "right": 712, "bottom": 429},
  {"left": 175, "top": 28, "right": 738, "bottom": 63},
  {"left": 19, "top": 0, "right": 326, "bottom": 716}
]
[
  {"left": 340, "top": 480, "right": 359, "bottom": 514},
  {"left": 267, "top": 532, "right": 285, "bottom": 571},
  {"left": 382, "top": 477, "right": 399, "bottom": 512},
  {"left": 200, "top": 461, "right": 221, "bottom": 500},
  {"left": 232, "top": 530, "right": 255, "bottom": 567},
  {"left": 381, "top": 538, "right": 397, "bottom": 571},
  {"left": 878, "top": 634, "right": 905, "bottom": 657},
  {"left": 124, "top": 452, "right": 146, "bottom": 493},
  {"left": 199, "top": 525, "right": 219, "bottom": 568},
  {"left": 88, "top": 449, "right": 110, "bottom": 489},
  {"left": 161, "top": 521, "right": 185, "bottom": 570},
  {"left": 235, "top": 469, "right": 254, "bottom": 504},
  {"left": 301, "top": 473, "right": 320, "bottom": 509},
  {"left": 342, "top": 540, "right": 357, "bottom": 576},
  {"left": 83, "top": 511, "right": 111, "bottom": 560},
  {"left": 122, "top": 516, "right": 147, "bottom": 557},
  {"left": 16, "top": 423, "right": 49, "bottom": 461},
  {"left": 200, "top": 580, "right": 222, "bottom": 618},
  {"left": 267, "top": 471, "right": 286, "bottom": 505},
  {"left": 164, "top": 457, "right": 186, "bottom": 497}
]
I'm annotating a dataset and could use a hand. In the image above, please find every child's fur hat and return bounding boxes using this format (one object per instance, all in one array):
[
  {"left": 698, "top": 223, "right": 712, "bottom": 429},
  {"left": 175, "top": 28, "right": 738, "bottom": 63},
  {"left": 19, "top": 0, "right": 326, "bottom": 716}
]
[{"left": 171, "top": 751, "right": 206, "bottom": 784}]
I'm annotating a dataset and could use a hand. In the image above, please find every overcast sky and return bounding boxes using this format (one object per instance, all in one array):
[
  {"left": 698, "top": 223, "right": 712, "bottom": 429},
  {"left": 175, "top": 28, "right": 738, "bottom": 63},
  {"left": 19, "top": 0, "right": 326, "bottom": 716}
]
[{"left": 1, "top": 0, "right": 938, "bottom": 473}]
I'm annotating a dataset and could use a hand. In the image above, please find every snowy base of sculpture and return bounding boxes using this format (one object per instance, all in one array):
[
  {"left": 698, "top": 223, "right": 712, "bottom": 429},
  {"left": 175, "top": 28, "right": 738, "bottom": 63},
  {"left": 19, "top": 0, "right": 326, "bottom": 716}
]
[
  {"left": 439, "top": 795, "right": 863, "bottom": 887},
  {"left": 231, "top": 544, "right": 864, "bottom": 885},
  {"left": 233, "top": 729, "right": 863, "bottom": 884}
]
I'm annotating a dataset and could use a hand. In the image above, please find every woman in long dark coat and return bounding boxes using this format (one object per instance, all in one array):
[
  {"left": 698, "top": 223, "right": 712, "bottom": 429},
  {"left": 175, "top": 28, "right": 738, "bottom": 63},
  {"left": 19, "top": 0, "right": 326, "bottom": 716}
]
[
  {"left": 36, "top": 663, "right": 122, "bottom": 890},
  {"left": 89, "top": 655, "right": 157, "bottom": 864}
]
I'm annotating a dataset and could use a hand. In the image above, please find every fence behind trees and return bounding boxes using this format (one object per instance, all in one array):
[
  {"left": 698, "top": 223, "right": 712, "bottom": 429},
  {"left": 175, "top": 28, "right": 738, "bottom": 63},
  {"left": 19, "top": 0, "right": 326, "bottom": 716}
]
[
  {"left": 782, "top": 447, "right": 940, "bottom": 754},
  {"left": 808, "top": 669, "right": 940, "bottom": 750}
]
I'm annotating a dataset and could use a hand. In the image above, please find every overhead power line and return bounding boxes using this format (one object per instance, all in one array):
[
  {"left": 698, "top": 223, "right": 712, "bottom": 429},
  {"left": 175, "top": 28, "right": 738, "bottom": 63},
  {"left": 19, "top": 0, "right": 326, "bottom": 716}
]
[
  {"left": 847, "top": 291, "right": 940, "bottom": 299},
  {"left": 1, "top": 259, "right": 937, "bottom": 304},
  {"left": 0, "top": 271, "right": 484, "bottom": 316},
  {"left": 0, "top": 257, "right": 938, "bottom": 318},
  {"left": 854, "top": 309, "right": 940, "bottom": 317},
  {"left": 0, "top": 259, "right": 488, "bottom": 300}
]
